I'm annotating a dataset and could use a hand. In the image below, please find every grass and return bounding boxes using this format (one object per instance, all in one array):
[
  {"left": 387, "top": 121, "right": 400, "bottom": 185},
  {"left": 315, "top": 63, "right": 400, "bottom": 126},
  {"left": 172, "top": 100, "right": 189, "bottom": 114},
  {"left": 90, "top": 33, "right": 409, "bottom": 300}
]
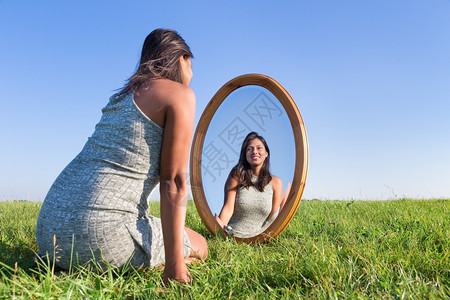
[{"left": 0, "top": 199, "right": 448, "bottom": 299}]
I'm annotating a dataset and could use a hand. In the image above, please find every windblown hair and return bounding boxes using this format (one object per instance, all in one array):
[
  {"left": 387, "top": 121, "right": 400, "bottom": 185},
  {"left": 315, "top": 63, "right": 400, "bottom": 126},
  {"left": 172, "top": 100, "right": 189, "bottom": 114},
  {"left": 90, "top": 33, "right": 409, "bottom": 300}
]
[
  {"left": 120, "top": 28, "right": 193, "bottom": 94},
  {"left": 230, "top": 132, "right": 272, "bottom": 192}
]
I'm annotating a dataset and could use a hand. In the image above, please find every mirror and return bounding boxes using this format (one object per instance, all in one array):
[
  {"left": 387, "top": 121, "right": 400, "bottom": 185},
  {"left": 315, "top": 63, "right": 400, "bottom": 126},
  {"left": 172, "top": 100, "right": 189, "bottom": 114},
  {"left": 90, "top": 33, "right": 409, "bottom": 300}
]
[{"left": 190, "top": 74, "right": 308, "bottom": 243}]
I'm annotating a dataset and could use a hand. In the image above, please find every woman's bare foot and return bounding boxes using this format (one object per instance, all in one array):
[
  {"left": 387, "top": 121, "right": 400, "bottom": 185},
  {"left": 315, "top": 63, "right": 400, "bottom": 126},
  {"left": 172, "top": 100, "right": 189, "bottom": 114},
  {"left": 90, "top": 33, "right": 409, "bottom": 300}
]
[{"left": 184, "top": 256, "right": 202, "bottom": 265}]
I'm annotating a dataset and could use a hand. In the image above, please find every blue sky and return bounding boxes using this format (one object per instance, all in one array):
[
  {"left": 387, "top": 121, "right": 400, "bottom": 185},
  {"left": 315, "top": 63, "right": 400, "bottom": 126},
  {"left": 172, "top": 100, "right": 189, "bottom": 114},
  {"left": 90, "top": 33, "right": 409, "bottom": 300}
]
[{"left": 1, "top": 1, "right": 449, "bottom": 203}]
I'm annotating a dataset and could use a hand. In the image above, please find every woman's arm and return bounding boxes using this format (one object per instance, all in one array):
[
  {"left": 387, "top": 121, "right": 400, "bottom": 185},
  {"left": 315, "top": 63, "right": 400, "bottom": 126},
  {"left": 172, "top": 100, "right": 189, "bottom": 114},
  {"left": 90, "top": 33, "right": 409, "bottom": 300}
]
[
  {"left": 159, "top": 83, "right": 196, "bottom": 284},
  {"left": 266, "top": 176, "right": 283, "bottom": 221},
  {"left": 217, "top": 174, "right": 239, "bottom": 227}
]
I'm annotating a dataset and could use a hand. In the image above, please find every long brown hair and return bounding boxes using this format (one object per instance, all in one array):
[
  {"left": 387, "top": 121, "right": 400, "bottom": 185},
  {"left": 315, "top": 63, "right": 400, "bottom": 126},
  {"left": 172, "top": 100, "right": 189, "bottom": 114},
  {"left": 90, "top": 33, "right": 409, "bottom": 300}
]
[
  {"left": 120, "top": 28, "right": 193, "bottom": 94},
  {"left": 230, "top": 132, "right": 272, "bottom": 192}
]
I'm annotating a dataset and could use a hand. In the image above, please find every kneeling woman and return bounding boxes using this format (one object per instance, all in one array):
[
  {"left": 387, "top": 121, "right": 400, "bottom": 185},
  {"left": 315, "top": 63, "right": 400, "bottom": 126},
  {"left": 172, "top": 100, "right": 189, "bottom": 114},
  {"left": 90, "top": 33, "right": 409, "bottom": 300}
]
[
  {"left": 215, "top": 132, "right": 283, "bottom": 238},
  {"left": 36, "top": 29, "right": 207, "bottom": 284}
]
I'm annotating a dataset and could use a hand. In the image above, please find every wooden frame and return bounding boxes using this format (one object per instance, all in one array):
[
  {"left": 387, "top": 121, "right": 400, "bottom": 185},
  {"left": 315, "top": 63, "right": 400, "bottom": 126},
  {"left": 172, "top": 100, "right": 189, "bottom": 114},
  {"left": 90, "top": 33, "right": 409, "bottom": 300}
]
[{"left": 190, "top": 74, "right": 308, "bottom": 243}]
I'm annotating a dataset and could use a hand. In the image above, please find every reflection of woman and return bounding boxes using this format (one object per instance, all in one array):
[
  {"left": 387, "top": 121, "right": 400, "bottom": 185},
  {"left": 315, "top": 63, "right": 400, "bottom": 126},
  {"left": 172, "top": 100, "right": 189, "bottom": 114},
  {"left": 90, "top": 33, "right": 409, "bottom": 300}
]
[
  {"left": 215, "top": 132, "right": 283, "bottom": 238},
  {"left": 35, "top": 29, "right": 207, "bottom": 284}
]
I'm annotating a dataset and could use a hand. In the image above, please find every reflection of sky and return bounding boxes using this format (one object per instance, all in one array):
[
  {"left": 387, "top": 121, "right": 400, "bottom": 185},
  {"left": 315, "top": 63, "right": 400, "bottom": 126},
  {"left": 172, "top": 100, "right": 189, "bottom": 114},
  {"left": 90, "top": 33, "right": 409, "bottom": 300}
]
[{"left": 201, "top": 86, "right": 295, "bottom": 215}]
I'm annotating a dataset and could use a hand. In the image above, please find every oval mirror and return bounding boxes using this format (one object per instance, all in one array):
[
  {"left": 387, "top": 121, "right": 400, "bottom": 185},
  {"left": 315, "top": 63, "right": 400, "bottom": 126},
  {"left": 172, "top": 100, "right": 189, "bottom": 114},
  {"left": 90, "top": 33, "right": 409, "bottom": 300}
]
[{"left": 190, "top": 74, "right": 308, "bottom": 243}]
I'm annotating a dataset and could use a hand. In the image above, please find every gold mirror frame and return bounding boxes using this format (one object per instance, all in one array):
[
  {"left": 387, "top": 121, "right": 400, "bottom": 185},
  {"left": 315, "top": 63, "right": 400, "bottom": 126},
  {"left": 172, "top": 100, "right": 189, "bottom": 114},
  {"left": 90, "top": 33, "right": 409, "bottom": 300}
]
[{"left": 190, "top": 73, "right": 308, "bottom": 243}]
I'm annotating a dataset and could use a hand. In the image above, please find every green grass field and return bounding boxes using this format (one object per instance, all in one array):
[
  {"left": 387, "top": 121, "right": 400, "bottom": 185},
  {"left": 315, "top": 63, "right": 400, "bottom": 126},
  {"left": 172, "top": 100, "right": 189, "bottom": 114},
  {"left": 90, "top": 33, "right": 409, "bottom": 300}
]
[{"left": 1, "top": 199, "right": 448, "bottom": 299}]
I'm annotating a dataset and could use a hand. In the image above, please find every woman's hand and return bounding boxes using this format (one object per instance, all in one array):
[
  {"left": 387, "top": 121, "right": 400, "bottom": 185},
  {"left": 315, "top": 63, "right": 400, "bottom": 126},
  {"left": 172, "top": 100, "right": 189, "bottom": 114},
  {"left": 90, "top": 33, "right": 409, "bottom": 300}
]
[
  {"left": 163, "top": 264, "right": 192, "bottom": 285},
  {"left": 215, "top": 214, "right": 225, "bottom": 229}
]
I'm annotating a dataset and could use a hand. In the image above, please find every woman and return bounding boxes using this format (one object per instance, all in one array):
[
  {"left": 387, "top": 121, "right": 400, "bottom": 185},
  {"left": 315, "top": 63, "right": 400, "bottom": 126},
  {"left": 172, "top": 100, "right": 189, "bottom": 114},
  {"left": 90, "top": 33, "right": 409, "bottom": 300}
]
[
  {"left": 215, "top": 132, "right": 283, "bottom": 238},
  {"left": 35, "top": 29, "right": 207, "bottom": 284}
]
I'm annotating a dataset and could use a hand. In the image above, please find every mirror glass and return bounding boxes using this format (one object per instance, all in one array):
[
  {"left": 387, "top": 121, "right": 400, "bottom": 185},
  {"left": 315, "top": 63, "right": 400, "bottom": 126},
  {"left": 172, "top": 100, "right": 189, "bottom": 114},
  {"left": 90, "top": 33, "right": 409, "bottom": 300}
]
[{"left": 201, "top": 85, "right": 295, "bottom": 221}]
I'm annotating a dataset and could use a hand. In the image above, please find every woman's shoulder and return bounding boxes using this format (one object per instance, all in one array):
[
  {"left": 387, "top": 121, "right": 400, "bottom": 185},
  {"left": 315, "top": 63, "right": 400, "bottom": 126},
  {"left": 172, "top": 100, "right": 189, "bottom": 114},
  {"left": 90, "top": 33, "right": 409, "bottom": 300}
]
[
  {"left": 270, "top": 175, "right": 282, "bottom": 189},
  {"left": 270, "top": 175, "right": 282, "bottom": 182},
  {"left": 152, "top": 80, "right": 195, "bottom": 112},
  {"left": 133, "top": 79, "right": 195, "bottom": 126}
]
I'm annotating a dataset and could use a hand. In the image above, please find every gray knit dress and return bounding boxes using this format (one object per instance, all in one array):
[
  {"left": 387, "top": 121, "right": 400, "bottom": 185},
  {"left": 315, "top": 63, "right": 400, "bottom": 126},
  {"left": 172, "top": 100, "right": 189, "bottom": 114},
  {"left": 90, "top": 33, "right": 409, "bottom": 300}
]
[
  {"left": 226, "top": 177, "right": 274, "bottom": 238},
  {"left": 35, "top": 92, "right": 191, "bottom": 270}
]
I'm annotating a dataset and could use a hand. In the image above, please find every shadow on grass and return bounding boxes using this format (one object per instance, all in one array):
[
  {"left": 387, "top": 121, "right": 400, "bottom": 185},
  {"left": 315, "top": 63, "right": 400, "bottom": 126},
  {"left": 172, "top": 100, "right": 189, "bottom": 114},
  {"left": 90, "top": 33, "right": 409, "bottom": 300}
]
[{"left": 0, "top": 241, "right": 37, "bottom": 274}]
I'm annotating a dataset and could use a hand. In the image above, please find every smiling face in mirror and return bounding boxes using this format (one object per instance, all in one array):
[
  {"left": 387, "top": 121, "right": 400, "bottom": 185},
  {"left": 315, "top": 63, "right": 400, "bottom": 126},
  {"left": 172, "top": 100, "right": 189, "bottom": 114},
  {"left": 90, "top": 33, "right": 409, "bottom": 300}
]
[
  {"left": 245, "top": 137, "right": 269, "bottom": 170},
  {"left": 200, "top": 85, "right": 295, "bottom": 238}
]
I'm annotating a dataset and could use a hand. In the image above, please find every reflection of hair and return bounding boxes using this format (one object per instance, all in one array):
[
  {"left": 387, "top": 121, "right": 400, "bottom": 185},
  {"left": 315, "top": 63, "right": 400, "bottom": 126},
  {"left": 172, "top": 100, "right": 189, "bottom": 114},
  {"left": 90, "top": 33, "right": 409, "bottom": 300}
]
[
  {"left": 230, "top": 131, "right": 272, "bottom": 192},
  {"left": 120, "top": 28, "right": 193, "bottom": 94}
]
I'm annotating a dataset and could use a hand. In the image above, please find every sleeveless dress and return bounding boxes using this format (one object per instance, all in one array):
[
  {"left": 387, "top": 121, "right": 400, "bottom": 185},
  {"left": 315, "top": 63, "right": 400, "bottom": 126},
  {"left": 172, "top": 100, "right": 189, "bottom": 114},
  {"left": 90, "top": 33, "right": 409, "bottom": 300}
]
[
  {"left": 35, "top": 92, "right": 191, "bottom": 269},
  {"left": 226, "top": 177, "right": 274, "bottom": 238}
]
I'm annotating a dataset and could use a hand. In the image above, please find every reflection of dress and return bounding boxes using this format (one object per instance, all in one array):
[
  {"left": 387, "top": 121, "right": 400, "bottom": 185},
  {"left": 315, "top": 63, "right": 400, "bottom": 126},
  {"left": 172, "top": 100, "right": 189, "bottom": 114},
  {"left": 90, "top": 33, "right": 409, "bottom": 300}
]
[
  {"left": 35, "top": 92, "right": 191, "bottom": 269},
  {"left": 227, "top": 177, "right": 274, "bottom": 238}
]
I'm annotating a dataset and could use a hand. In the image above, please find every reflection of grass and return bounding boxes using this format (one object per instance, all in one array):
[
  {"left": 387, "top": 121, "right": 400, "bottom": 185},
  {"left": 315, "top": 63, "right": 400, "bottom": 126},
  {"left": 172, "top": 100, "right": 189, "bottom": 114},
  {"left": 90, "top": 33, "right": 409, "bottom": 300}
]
[{"left": 1, "top": 199, "right": 448, "bottom": 298}]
